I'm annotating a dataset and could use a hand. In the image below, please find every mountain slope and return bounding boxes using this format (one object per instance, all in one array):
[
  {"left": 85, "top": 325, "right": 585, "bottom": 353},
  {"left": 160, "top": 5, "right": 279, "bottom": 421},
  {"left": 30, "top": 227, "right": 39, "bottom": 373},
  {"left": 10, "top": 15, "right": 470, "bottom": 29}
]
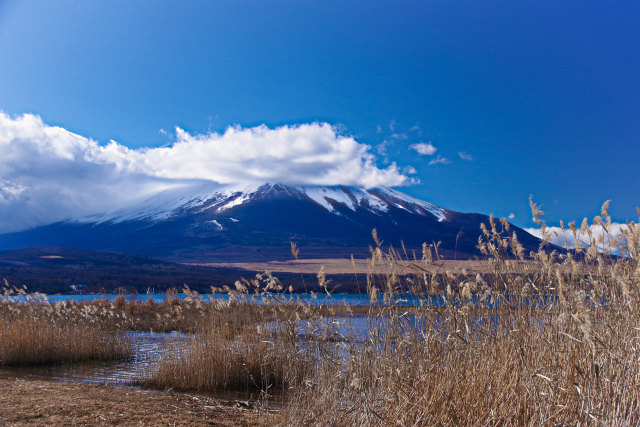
[{"left": 0, "top": 183, "right": 541, "bottom": 262}]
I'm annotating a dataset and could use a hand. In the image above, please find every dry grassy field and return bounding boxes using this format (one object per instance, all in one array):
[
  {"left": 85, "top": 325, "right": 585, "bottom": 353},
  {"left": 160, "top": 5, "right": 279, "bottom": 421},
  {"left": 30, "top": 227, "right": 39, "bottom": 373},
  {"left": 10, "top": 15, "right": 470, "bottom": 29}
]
[{"left": 197, "top": 257, "right": 502, "bottom": 275}]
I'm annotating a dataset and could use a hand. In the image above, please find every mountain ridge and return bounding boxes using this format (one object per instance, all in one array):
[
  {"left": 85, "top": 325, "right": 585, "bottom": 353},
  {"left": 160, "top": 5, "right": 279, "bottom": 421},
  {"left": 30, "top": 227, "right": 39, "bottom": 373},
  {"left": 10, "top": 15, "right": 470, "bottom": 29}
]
[{"left": 0, "top": 183, "right": 542, "bottom": 262}]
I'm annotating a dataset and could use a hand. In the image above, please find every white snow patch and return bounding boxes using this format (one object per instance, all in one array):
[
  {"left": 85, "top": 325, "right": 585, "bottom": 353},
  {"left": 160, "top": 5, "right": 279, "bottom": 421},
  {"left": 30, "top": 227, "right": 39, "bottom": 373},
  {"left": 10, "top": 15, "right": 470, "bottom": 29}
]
[
  {"left": 81, "top": 181, "right": 228, "bottom": 223},
  {"left": 208, "top": 220, "right": 223, "bottom": 230},
  {"left": 216, "top": 183, "right": 261, "bottom": 212},
  {"left": 378, "top": 187, "right": 446, "bottom": 221},
  {"left": 294, "top": 185, "right": 443, "bottom": 220},
  {"left": 303, "top": 187, "right": 358, "bottom": 211},
  {"left": 80, "top": 182, "right": 445, "bottom": 225},
  {"left": 354, "top": 190, "right": 389, "bottom": 212},
  {"left": 218, "top": 193, "right": 251, "bottom": 211}
]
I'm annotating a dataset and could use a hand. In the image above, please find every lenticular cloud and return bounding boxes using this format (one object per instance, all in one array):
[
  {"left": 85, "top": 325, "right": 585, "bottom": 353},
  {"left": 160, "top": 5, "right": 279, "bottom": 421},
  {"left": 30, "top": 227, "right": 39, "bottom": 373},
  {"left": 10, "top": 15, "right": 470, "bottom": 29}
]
[
  {"left": 0, "top": 112, "right": 411, "bottom": 233},
  {"left": 139, "top": 123, "right": 409, "bottom": 187}
]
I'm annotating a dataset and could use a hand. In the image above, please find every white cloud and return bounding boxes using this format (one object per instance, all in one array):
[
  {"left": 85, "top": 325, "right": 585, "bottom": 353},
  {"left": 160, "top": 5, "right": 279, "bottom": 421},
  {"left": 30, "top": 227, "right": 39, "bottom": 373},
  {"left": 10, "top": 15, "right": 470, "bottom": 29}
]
[
  {"left": 0, "top": 112, "right": 413, "bottom": 233},
  {"left": 458, "top": 151, "right": 474, "bottom": 161},
  {"left": 376, "top": 139, "right": 390, "bottom": 156},
  {"left": 391, "top": 133, "right": 408, "bottom": 140},
  {"left": 508, "top": 213, "right": 515, "bottom": 220},
  {"left": 524, "top": 223, "right": 631, "bottom": 252},
  {"left": 142, "top": 123, "right": 410, "bottom": 187},
  {"left": 402, "top": 165, "right": 417, "bottom": 175},
  {"left": 428, "top": 155, "right": 450, "bottom": 166},
  {"left": 410, "top": 142, "right": 437, "bottom": 156}
]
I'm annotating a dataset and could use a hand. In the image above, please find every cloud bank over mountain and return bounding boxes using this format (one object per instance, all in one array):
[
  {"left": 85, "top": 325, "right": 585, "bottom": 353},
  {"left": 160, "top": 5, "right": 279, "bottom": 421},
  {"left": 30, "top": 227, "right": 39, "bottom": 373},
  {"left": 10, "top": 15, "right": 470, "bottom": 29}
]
[
  {"left": 525, "top": 223, "right": 630, "bottom": 252},
  {"left": 0, "top": 112, "right": 413, "bottom": 233}
]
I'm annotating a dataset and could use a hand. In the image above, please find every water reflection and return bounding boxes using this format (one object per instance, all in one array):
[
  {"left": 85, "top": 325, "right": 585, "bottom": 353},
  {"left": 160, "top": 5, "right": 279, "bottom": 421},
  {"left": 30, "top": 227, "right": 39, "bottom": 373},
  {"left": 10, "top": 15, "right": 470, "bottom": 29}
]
[{"left": 0, "top": 331, "right": 187, "bottom": 386}]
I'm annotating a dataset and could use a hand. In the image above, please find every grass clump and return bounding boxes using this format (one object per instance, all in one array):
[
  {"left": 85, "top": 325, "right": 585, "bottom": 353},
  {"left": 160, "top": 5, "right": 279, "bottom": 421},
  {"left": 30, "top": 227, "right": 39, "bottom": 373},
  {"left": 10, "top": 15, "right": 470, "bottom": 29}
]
[
  {"left": 142, "top": 272, "right": 317, "bottom": 395},
  {"left": 0, "top": 282, "right": 132, "bottom": 366}
]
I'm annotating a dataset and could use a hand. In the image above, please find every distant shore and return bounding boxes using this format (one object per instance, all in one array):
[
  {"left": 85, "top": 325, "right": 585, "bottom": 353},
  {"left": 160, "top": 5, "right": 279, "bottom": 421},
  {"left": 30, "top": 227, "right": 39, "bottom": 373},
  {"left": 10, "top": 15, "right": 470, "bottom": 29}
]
[{"left": 194, "top": 258, "right": 521, "bottom": 275}]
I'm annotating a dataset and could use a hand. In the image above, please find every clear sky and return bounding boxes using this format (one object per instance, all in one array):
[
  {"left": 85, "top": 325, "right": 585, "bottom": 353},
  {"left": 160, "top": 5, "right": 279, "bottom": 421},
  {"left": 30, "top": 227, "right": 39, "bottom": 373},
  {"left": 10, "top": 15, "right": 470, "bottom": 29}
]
[{"left": 0, "top": 0, "right": 638, "bottom": 227}]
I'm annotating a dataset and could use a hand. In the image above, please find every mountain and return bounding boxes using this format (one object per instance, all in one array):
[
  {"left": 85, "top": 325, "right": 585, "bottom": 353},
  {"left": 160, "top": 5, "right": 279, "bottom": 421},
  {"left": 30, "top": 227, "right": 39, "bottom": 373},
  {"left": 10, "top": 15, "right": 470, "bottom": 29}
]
[{"left": 0, "top": 183, "right": 542, "bottom": 262}]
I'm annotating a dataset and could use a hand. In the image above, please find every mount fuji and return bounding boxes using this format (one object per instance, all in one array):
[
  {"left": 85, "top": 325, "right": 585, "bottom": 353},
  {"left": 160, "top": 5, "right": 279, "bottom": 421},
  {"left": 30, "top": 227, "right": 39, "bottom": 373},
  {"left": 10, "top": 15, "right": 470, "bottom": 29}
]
[{"left": 0, "top": 183, "right": 541, "bottom": 262}]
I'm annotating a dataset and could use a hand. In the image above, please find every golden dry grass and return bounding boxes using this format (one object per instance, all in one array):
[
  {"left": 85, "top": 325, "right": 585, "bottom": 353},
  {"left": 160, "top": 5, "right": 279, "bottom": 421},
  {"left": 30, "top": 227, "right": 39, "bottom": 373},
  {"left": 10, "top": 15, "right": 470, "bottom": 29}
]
[
  {"left": 0, "top": 284, "right": 131, "bottom": 366},
  {"left": 141, "top": 278, "right": 317, "bottom": 394},
  {"left": 195, "top": 258, "right": 500, "bottom": 275},
  {"left": 276, "top": 201, "right": 640, "bottom": 425}
]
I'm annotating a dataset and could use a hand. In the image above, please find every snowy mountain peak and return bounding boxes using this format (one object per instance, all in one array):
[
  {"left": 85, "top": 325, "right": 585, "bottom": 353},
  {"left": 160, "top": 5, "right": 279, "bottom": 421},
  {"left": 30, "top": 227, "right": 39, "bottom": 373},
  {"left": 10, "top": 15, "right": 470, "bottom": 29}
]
[
  {"left": 298, "top": 186, "right": 446, "bottom": 221},
  {"left": 1, "top": 181, "right": 546, "bottom": 263},
  {"left": 87, "top": 183, "right": 447, "bottom": 224}
]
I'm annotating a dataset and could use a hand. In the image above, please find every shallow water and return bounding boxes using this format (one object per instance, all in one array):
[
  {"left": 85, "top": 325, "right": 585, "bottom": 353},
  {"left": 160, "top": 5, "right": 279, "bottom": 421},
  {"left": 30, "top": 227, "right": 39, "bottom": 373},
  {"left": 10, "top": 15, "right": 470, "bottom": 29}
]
[
  {"left": 0, "top": 296, "right": 533, "bottom": 397},
  {"left": 0, "top": 331, "right": 187, "bottom": 386}
]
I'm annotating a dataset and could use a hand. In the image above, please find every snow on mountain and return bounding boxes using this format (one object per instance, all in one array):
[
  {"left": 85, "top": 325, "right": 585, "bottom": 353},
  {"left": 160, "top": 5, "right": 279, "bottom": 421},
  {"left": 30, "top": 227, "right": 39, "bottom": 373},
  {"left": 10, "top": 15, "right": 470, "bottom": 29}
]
[
  {"left": 83, "top": 182, "right": 259, "bottom": 223},
  {"left": 82, "top": 183, "right": 447, "bottom": 225},
  {"left": 0, "top": 181, "right": 544, "bottom": 262}
]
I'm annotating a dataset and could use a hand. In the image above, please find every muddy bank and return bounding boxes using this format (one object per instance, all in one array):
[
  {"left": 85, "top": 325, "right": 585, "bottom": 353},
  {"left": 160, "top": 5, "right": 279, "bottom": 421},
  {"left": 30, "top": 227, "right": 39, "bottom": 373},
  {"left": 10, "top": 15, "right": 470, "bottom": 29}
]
[{"left": 0, "top": 378, "right": 269, "bottom": 426}]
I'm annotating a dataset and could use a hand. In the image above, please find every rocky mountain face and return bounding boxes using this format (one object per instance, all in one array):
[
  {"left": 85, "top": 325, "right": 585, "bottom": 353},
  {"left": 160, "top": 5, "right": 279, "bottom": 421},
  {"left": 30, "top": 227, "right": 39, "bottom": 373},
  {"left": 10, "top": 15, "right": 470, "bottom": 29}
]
[{"left": 0, "top": 183, "right": 541, "bottom": 262}]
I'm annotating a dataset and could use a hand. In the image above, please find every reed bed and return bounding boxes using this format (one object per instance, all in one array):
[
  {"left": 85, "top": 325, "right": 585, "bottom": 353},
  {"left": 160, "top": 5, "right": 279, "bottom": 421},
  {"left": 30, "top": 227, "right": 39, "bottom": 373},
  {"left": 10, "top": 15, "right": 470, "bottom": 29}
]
[
  {"left": 0, "top": 283, "right": 132, "bottom": 366},
  {"left": 275, "top": 201, "right": 640, "bottom": 425},
  {"left": 55, "top": 287, "right": 353, "bottom": 333},
  {"left": 142, "top": 274, "right": 318, "bottom": 394}
]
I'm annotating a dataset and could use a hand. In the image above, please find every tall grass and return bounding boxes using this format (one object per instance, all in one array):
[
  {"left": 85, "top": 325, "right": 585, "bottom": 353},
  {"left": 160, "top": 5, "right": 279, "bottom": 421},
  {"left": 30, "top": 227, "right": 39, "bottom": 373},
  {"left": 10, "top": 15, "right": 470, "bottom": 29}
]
[
  {"left": 0, "top": 283, "right": 132, "bottom": 366},
  {"left": 142, "top": 273, "right": 317, "bottom": 394},
  {"left": 277, "top": 201, "right": 640, "bottom": 425}
]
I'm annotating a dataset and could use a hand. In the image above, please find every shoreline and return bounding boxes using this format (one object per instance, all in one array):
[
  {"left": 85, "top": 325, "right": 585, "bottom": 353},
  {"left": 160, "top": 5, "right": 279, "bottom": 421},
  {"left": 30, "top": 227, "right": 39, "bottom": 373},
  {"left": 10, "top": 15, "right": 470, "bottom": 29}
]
[{"left": 0, "top": 377, "right": 267, "bottom": 426}]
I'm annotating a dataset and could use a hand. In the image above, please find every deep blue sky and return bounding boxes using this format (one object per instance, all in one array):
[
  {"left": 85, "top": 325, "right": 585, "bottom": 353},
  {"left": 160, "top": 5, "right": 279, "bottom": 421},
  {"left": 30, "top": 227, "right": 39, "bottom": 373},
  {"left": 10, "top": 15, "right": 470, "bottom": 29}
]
[{"left": 0, "top": 0, "right": 638, "bottom": 226}]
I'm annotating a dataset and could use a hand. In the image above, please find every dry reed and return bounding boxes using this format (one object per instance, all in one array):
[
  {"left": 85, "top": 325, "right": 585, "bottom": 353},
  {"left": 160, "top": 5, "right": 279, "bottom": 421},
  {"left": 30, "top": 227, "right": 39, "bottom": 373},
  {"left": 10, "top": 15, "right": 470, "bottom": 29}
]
[
  {"left": 0, "top": 283, "right": 132, "bottom": 366},
  {"left": 142, "top": 273, "right": 318, "bottom": 394},
  {"left": 277, "top": 201, "right": 640, "bottom": 425}
]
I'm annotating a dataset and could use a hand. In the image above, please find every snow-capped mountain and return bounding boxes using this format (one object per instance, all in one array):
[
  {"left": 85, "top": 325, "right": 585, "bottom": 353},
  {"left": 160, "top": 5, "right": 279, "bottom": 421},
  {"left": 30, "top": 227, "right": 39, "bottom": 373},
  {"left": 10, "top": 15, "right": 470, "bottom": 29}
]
[
  {"left": 0, "top": 183, "right": 541, "bottom": 262},
  {"left": 84, "top": 182, "right": 447, "bottom": 224}
]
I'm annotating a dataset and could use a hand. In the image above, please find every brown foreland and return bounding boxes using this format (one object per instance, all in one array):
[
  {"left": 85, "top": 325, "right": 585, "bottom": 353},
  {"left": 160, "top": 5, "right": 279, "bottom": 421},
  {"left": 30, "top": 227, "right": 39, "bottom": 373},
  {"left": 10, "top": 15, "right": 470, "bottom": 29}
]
[
  {"left": 196, "top": 258, "right": 506, "bottom": 275},
  {"left": 0, "top": 378, "right": 267, "bottom": 426}
]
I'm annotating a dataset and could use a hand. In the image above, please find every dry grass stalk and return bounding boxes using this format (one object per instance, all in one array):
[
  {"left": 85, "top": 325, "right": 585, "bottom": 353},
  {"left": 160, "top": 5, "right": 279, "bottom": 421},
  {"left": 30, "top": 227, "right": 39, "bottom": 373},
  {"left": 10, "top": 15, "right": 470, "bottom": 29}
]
[
  {"left": 277, "top": 201, "right": 640, "bottom": 425},
  {"left": 0, "top": 283, "right": 131, "bottom": 366},
  {"left": 142, "top": 279, "right": 320, "bottom": 395}
]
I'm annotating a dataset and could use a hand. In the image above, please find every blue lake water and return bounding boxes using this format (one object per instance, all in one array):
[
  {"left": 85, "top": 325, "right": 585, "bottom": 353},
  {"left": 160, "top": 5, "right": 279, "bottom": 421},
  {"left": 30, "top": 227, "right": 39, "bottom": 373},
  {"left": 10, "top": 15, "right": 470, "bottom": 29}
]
[
  {"left": 5, "top": 292, "right": 427, "bottom": 306},
  {"left": 0, "top": 331, "right": 187, "bottom": 385},
  {"left": 4, "top": 292, "right": 560, "bottom": 308}
]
